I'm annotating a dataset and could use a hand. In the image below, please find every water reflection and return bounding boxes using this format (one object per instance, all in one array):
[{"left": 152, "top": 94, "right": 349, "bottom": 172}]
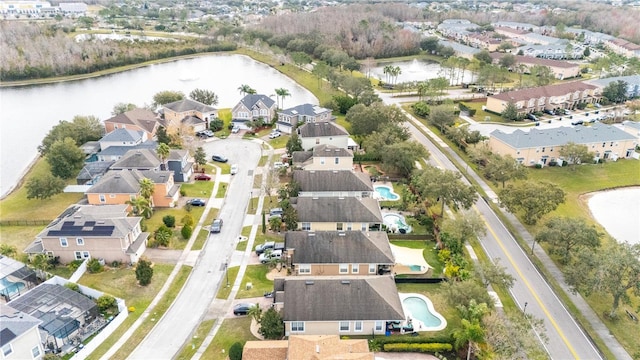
[{"left": 370, "top": 59, "right": 473, "bottom": 84}]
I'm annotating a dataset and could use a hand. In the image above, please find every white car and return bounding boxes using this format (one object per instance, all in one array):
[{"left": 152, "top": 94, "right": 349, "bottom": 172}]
[
  {"left": 230, "top": 164, "right": 239, "bottom": 175},
  {"left": 273, "top": 161, "right": 289, "bottom": 169},
  {"left": 231, "top": 125, "right": 240, "bottom": 133},
  {"left": 259, "top": 249, "right": 283, "bottom": 263},
  {"left": 269, "top": 131, "right": 281, "bottom": 139}
]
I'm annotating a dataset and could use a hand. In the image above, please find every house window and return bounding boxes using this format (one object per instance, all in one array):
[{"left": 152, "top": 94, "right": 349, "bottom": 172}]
[
  {"left": 339, "top": 321, "right": 350, "bottom": 332},
  {"left": 76, "top": 238, "right": 84, "bottom": 246},
  {"left": 347, "top": 223, "right": 352, "bottom": 231},
  {"left": 291, "top": 321, "right": 305, "bottom": 332},
  {"left": 110, "top": 194, "right": 116, "bottom": 198},
  {"left": 361, "top": 223, "right": 367, "bottom": 231},
  {"left": 32, "top": 345, "right": 41, "bottom": 358},
  {"left": 339, "top": 264, "right": 349, "bottom": 273},
  {"left": 354, "top": 321, "right": 363, "bottom": 332},
  {"left": 334, "top": 157, "right": 339, "bottom": 164},
  {"left": 83, "top": 252, "right": 90, "bottom": 259},
  {"left": 541, "top": 147, "right": 545, "bottom": 152},
  {"left": 369, "top": 264, "right": 377, "bottom": 274},
  {"left": 2, "top": 343, "right": 12, "bottom": 357},
  {"left": 320, "top": 158, "right": 325, "bottom": 165},
  {"left": 375, "top": 321, "right": 384, "bottom": 331},
  {"left": 602, "top": 142, "right": 606, "bottom": 147},
  {"left": 316, "top": 138, "right": 320, "bottom": 145},
  {"left": 336, "top": 223, "right": 344, "bottom": 231},
  {"left": 60, "top": 238, "right": 68, "bottom": 247},
  {"left": 298, "top": 264, "right": 311, "bottom": 274},
  {"left": 99, "top": 194, "right": 106, "bottom": 203},
  {"left": 75, "top": 252, "right": 83, "bottom": 260},
  {"left": 301, "top": 222, "right": 311, "bottom": 231},
  {"left": 352, "top": 264, "right": 359, "bottom": 273},
  {"left": 610, "top": 142, "right": 614, "bottom": 146}
]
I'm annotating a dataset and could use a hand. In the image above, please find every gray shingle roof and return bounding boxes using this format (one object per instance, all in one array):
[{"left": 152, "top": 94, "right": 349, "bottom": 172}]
[
  {"left": 280, "top": 103, "right": 330, "bottom": 117},
  {"left": 181, "top": 115, "right": 205, "bottom": 126},
  {"left": 587, "top": 75, "right": 640, "bottom": 89},
  {"left": 163, "top": 98, "right": 216, "bottom": 112},
  {"left": 285, "top": 231, "right": 394, "bottom": 264},
  {"left": 312, "top": 144, "right": 353, "bottom": 158},
  {"left": 37, "top": 204, "right": 140, "bottom": 239},
  {"left": 0, "top": 304, "right": 41, "bottom": 347},
  {"left": 293, "top": 170, "right": 373, "bottom": 192},
  {"left": 298, "top": 122, "right": 348, "bottom": 138},
  {"left": 240, "top": 94, "right": 275, "bottom": 109},
  {"left": 86, "top": 169, "right": 142, "bottom": 194},
  {"left": 282, "top": 276, "right": 404, "bottom": 321},
  {"left": 111, "top": 149, "right": 161, "bottom": 170},
  {"left": 97, "top": 141, "right": 157, "bottom": 157},
  {"left": 100, "top": 128, "right": 144, "bottom": 143},
  {"left": 292, "top": 151, "right": 313, "bottom": 164},
  {"left": 292, "top": 197, "right": 382, "bottom": 223},
  {"left": 168, "top": 149, "right": 189, "bottom": 161},
  {"left": 490, "top": 124, "right": 636, "bottom": 149}
]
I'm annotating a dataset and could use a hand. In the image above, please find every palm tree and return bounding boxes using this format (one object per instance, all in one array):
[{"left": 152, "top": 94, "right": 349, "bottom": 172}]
[
  {"left": 127, "top": 197, "right": 153, "bottom": 219},
  {"left": 156, "top": 143, "right": 170, "bottom": 171},
  {"left": 382, "top": 65, "right": 392, "bottom": 83},
  {"left": 391, "top": 66, "right": 402, "bottom": 85},
  {"left": 453, "top": 319, "right": 485, "bottom": 360},
  {"left": 247, "top": 304, "right": 263, "bottom": 324},
  {"left": 31, "top": 254, "right": 52, "bottom": 280},
  {"left": 274, "top": 88, "right": 290, "bottom": 109},
  {"left": 139, "top": 178, "right": 155, "bottom": 201},
  {"left": 238, "top": 84, "right": 254, "bottom": 97}
]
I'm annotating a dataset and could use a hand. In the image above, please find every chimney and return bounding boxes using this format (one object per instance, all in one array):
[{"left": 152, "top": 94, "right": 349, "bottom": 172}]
[{"left": 316, "top": 345, "right": 320, "bottom": 353}]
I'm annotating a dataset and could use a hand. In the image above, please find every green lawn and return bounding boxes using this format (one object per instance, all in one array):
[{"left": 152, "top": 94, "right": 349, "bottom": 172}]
[
  {"left": 235, "top": 264, "right": 276, "bottom": 299},
  {"left": 215, "top": 183, "right": 228, "bottom": 198},
  {"left": 252, "top": 174, "right": 263, "bottom": 189},
  {"left": 258, "top": 155, "right": 269, "bottom": 167},
  {"left": 180, "top": 181, "right": 214, "bottom": 197},
  {"left": 144, "top": 207, "right": 205, "bottom": 250},
  {"left": 395, "top": 283, "right": 459, "bottom": 338},
  {"left": 0, "top": 225, "right": 43, "bottom": 256},
  {"left": 202, "top": 317, "right": 257, "bottom": 360},
  {"left": 216, "top": 266, "right": 240, "bottom": 299},
  {"left": 175, "top": 319, "right": 216, "bottom": 360},
  {"left": 192, "top": 229, "right": 209, "bottom": 251},
  {"left": 391, "top": 240, "right": 443, "bottom": 277},
  {"left": 268, "top": 134, "right": 289, "bottom": 149},
  {"left": 236, "top": 238, "right": 249, "bottom": 251}
]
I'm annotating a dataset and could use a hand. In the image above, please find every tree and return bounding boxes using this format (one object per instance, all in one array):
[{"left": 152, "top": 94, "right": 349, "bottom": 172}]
[
  {"left": 30, "top": 254, "right": 52, "bottom": 280},
  {"left": 535, "top": 217, "right": 601, "bottom": 264},
  {"left": 126, "top": 197, "right": 152, "bottom": 219},
  {"left": 259, "top": 307, "right": 284, "bottom": 339},
  {"left": 112, "top": 102, "right": 136, "bottom": 115},
  {"left": 193, "top": 147, "right": 207, "bottom": 170},
  {"left": 156, "top": 127, "right": 171, "bottom": 145},
  {"left": 558, "top": 142, "right": 593, "bottom": 169},
  {"left": 156, "top": 143, "right": 170, "bottom": 170},
  {"left": 420, "top": 37, "right": 440, "bottom": 52},
  {"left": 26, "top": 173, "right": 65, "bottom": 200},
  {"left": 363, "top": 124, "right": 410, "bottom": 158},
  {"left": 442, "top": 210, "right": 486, "bottom": 244},
  {"left": 428, "top": 105, "right": 456, "bottom": 133},
  {"left": 163, "top": 215, "right": 176, "bottom": 228},
  {"left": 46, "top": 137, "right": 85, "bottom": 179},
  {"left": 454, "top": 319, "right": 485, "bottom": 360},
  {"left": 474, "top": 50, "right": 493, "bottom": 65},
  {"left": 501, "top": 101, "right": 519, "bottom": 121},
  {"left": 274, "top": 87, "right": 290, "bottom": 109},
  {"left": 475, "top": 258, "right": 515, "bottom": 289},
  {"left": 457, "top": 299, "right": 489, "bottom": 323},
  {"left": 498, "top": 54, "right": 516, "bottom": 69},
  {"left": 346, "top": 102, "right": 406, "bottom": 136},
  {"left": 291, "top": 51, "right": 311, "bottom": 69},
  {"left": 139, "top": 178, "right": 155, "bottom": 201},
  {"left": 312, "top": 61, "right": 331, "bottom": 88},
  {"left": 237, "top": 84, "right": 255, "bottom": 97},
  {"left": 412, "top": 166, "right": 478, "bottom": 218},
  {"left": 338, "top": 76, "right": 371, "bottom": 102},
  {"left": 152, "top": 90, "right": 184, "bottom": 107},
  {"left": 483, "top": 311, "right": 548, "bottom": 359},
  {"left": 154, "top": 225, "right": 172, "bottom": 247},
  {"left": 247, "top": 304, "right": 263, "bottom": 323},
  {"left": 583, "top": 47, "right": 591, "bottom": 57},
  {"left": 602, "top": 80, "right": 628, "bottom": 103},
  {"left": 135, "top": 258, "right": 154, "bottom": 286},
  {"left": 380, "top": 141, "right": 428, "bottom": 178},
  {"left": 565, "top": 242, "right": 640, "bottom": 318},
  {"left": 96, "top": 295, "right": 116, "bottom": 312},
  {"left": 39, "top": 115, "right": 104, "bottom": 154},
  {"left": 0, "top": 244, "right": 17, "bottom": 258},
  {"left": 228, "top": 342, "right": 243, "bottom": 360},
  {"left": 483, "top": 154, "right": 527, "bottom": 187},
  {"left": 529, "top": 65, "right": 555, "bottom": 86},
  {"left": 498, "top": 181, "right": 565, "bottom": 225},
  {"left": 286, "top": 133, "right": 303, "bottom": 155},
  {"left": 189, "top": 88, "right": 219, "bottom": 106}
]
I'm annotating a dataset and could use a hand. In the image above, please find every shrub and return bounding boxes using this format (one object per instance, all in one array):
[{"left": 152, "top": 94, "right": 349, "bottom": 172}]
[
  {"left": 111, "top": 260, "right": 121, "bottom": 268},
  {"left": 163, "top": 215, "right": 176, "bottom": 228},
  {"left": 412, "top": 101, "right": 431, "bottom": 118},
  {"left": 87, "top": 258, "right": 104, "bottom": 273},
  {"left": 182, "top": 214, "right": 194, "bottom": 227},
  {"left": 383, "top": 343, "right": 453, "bottom": 353},
  {"left": 181, "top": 224, "right": 193, "bottom": 239},
  {"left": 68, "top": 260, "right": 83, "bottom": 272},
  {"left": 136, "top": 258, "right": 154, "bottom": 286},
  {"left": 96, "top": 295, "right": 116, "bottom": 312},
  {"left": 180, "top": 189, "right": 187, "bottom": 197},
  {"left": 228, "top": 342, "right": 243, "bottom": 360},
  {"left": 64, "top": 282, "right": 80, "bottom": 292}
]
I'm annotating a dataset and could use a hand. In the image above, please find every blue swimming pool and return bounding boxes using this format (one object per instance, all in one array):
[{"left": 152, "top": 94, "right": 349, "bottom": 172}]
[
  {"left": 375, "top": 186, "right": 399, "bottom": 201},
  {"left": 0, "top": 277, "right": 25, "bottom": 297},
  {"left": 403, "top": 296, "right": 443, "bottom": 328}
]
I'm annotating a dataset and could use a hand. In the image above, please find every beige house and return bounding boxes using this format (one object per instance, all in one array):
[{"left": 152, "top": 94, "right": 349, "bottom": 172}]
[
  {"left": 297, "top": 121, "right": 349, "bottom": 150},
  {"left": 292, "top": 144, "right": 353, "bottom": 171},
  {"left": 489, "top": 53, "right": 581, "bottom": 80},
  {"left": 284, "top": 231, "right": 394, "bottom": 276},
  {"left": 489, "top": 124, "right": 638, "bottom": 166},
  {"left": 276, "top": 103, "right": 333, "bottom": 134},
  {"left": 103, "top": 108, "right": 161, "bottom": 139},
  {"left": 273, "top": 276, "right": 404, "bottom": 336},
  {"left": 162, "top": 99, "right": 217, "bottom": 134},
  {"left": 24, "top": 205, "right": 148, "bottom": 264},
  {"left": 486, "top": 81, "right": 601, "bottom": 115},
  {"left": 604, "top": 38, "right": 640, "bottom": 58},
  {"left": 293, "top": 170, "right": 374, "bottom": 198},
  {"left": 231, "top": 94, "right": 277, "bottom": 129},
  {"left": 291, "top": 196, "right": 383, "bottom": 232},
  {"left": 0, "top": 304, "right": 44, "bottom": 360},
  {"left": 86, "top": 169, "right": 179, "bottom": 208},
  {"left": 242, "top": 335, "right": 373, "bottom": 360}
]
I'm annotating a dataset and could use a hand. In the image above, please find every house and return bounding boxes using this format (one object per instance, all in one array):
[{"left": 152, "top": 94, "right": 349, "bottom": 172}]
[
  {"left": 489, "top": 124, "right": 638, "bottom": 166},
  {"left": 273, "top": 276, "right": 404, "bottom": 336},
  {"left": 275, "top": 103, "right": 333, "bottom": 134},
  {"left": 98, "top": 128, "right": 147, "bottom": 151},
  {"left": 438, "top": 39, "right": 481, "bottom": 59},
  {"left": 587, "top": 75, "right": 640, "bottom": 99},
  {"left": 0, "top": 304, "right": 44, "bottom": 360},
  {"left": 76, "top": 161, "right": 114, "bottom": 185},
  {"left": 284, "top": 231, "right": 394, "bottom": 276},
  {"left": 162, "top": 99, "right": 217, "bottom": 134},
  {"left": 622, "top": 121, "right": 640, "bottom": 140},
  {"left": 103, "top": 108, "right": 161, "bottom": 139},
  {"left": 231, "top": 94, "right": 277, "bottom": 129},
  {"left": 516, "top": 41, "right": 584, "bottom": 60},
  {"left": 489, "top": 53, "right": 581, "bottom": 80},
  {"left": 297, "top": 122, "right": 349, "bottom": 150},
  {"left": 293, "top": 170, "right": 374, "bottom": 198},
  {"left": 86, "top": 169, "right": 179, "bottom": 208},
  {"left": 291, "top": 196, "right": 383, "bottom": 231},
  {"left": 110, "top": 149, "right": 162, "bottom": 171},
  {"left": 24, "top": 204, "right": 148, "bottom": 264},
  {"left": 465, "top": 33, "right": 503, "bottom": 51},
  {"left": 167, "top": 149, "right": 193, "bottom": 182},
  {"left": 292, "top": 145, "right": 353, "bottom": 171},
  {"left": 242, "top": 335, "right": 373, "bottom": 360},
  {"left": 603, "top": 38, "right": 640, "bottom": 58},
  {"left": 95, "top": 140, "right": 157, "bottom": 162},
  {"left": 486, "top": 81, "right": 600, "bottom": 115}
]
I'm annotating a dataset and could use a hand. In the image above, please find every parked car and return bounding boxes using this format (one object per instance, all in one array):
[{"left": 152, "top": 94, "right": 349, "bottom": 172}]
[
  {"left": 230, "top": 164, "right": 239, "bottom": 175},
  {"left": 563, "top": 109, "right": 572, "bottom": 115},
  {"left": 194, "top": 173, "right": 211, "bottom": 181},
  {"left": 526, "top": 113, "right": 538, "bottom": 121},
  {"left": 231, "top": 125, "right": 240, "bottom": 133},
  {"left": 211, "top": 219, "right": 223, "bottom": 233},
  {"left": 212, "top": 154, "right": 228, "bottom": 163},
  {"left": 594, "top": 103, "right": 602, "bottom": 108},
  {"left": 571, "top": 119, "right": 584, "bottom": 126},
  {"left": 259, "top": 249, "right": 283, "bottom": 263},
  {"left": 255, "top": 241, "right": 275, "bottom": 255},
  {"left": 196, "top": 130, "right": 214, "bottom": 138},
  {"left": 543, "top": 109, "right": 556, "bottom": 116},
  {"left": 269, "top": 208, "right": 283, "bottom": 218},
  {"left": 269, "top": 130, "right": 281, "bottom": 139},
  {"left": 233, "top": 303, "right": 254, "bottom": 315},
  {"left": 187, "top": 198, "right": 206, "bottom": 207},
  {"left": 273, "top": 161, "right": 288, "bottom": 169}
]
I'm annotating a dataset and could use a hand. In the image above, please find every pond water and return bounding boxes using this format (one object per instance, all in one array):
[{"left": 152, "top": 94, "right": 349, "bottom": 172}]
[
  {"left": 0, "top": 54, "right": 318, "bottom": 197},
  {"left": 587, "top": 187, "right": 640, "bottom": 244},
  {"left": 370, "top": 59, "right": 473, "bottom": 84}
]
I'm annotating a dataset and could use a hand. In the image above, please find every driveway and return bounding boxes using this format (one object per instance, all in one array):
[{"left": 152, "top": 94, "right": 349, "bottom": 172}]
[{"left": 225, "top": 296, "right": 276, "bottom": 318}]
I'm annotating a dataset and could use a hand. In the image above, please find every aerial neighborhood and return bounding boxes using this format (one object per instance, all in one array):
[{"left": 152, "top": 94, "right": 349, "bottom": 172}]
[{"left": 2, "top": 1, "right": 640, "bottom": 359}]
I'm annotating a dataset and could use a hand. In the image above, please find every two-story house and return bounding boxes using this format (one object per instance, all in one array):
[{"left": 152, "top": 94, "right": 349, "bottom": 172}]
[
  {"left": 95, "top": 129, "right": 157, "bottom": 163},
  {"left": 297, "top": 122, "right": 349, "bottom": 150},
  {"left": 231, "top": 94, "right": 277, "bottom": 129},
  {"left": 86, "top": 169, "right": 179, "bottom": 208},
  {"left": 275, "top": 104, "right": 333, "bottom": 134},
  {"left": 23, "top": 205, "right": 148, "bottom": 264},
  {"left": 291, "top": 196, "right": 383, "bottom": 232},
  {"left": 488, "top": 53, "right": 581, "bottom": 80},
  {"left": 293, "top": 170, "right": 374, "bottom": 198},
  {"left": 273, "top": 276, "right": 404, "bottom": 336},
  {"left": 167, "top": 149, "right": 193, "bottom": 182},
  {"left": 103, "top": 108, "right": 161, "bottom": 139},
  {"left": 162, "top": 99, "right": 217, "bottom": 134},
  {"left": 284, "top": 231, "right": 394, "bottom": 276},
  {"left": 0, "top": 304, "right": 44, "bottom": 360},
  {"left": 292, "top": 145, "right": 353, "bottom": 171},
  {"left": 110, "top": 149, "right": 162, "bottom": 171}
]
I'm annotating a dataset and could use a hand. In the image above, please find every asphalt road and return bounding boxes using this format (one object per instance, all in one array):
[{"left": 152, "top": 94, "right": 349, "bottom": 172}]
[
  {"left": 128, "top": 138, "right": 261, "bottom": 359},
  {"left": 380, "top": 91, "right": 603, "bottom": 360}
]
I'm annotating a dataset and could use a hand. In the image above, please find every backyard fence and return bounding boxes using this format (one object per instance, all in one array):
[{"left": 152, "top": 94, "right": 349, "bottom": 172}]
[
  {"left": 394, "top": 277, "right": 446, "bottom": 284},
  {"left": 388, "top": 234, "right": 434, "bottom": 241},
  {"left": 0, "top": 219, "right": 51, "bottom": 226}
]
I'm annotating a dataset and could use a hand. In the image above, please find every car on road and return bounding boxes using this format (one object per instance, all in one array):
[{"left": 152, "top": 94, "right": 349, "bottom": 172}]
[
  {"left": 259, "top": 249, "right": 283, "bottom": 263},
  {"left": 543, "top": 109, "right": 556, "bottom": 116},
  {"left": 187, "top": 198, "right": 206, "bottom": 207},
  {"left": 196, "top": 129, "right": 214, "bottom": 138},
  {"left": 230, "top": 164, "right": 239, "bottom": 175},
  {"left": 231, "top": 125, "right": 240, "bottom": 133},
  {"left": 212, "top": 154, "right": 228, "bottom": 163},
  {"left": 268, "top": 130, "right": 281, "bottom": 139},
  {"left": 571, "top": 119, "right": 584, "bottom": 126},
  {"left": 211, "top": 219, "right": 223, "bottom": 233},
  {"left": 194, "top": 173, "right": 211, "bottom": 181},
  {"left": 233, "top": 303, "right": 254, "bottom": 315},
  {"left": 594, "top": 103, "right": 602, "bottom": 108}
]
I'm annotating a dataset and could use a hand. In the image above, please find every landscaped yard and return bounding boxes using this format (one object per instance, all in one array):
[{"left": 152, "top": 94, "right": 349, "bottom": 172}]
[
  {"left": 144, "top": 207, "right": 205, "bottom": 250},
  {"left": 391, "top": 240, "right": 443, "bottom": 277},
  {"left": 215, "top": 266, "right": 240, "bottom": 299},
  {"left": 236, "top": 264, "right": 277, "bottom": 299},
  {"left": 201, "top": 317, "right": 257, "bottom": 360},
  {"left": 395, "top": 283, "right": 459, "bottom": 338},
  {"left": 180, "top": 181, "right": 214, "bottom": 198}
]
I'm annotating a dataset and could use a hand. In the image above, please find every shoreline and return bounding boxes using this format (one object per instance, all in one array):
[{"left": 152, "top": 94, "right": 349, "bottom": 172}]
[
  {"left": 579, "top": 185, "right": 640, "bottom": 245},
  {"left": 0, "top": 155, "right": 40, "bottom": 201}
]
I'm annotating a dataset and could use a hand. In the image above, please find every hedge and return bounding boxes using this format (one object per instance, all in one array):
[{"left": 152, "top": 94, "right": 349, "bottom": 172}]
[
  {"left": 375, "top": 333, "right": 453, "bottom": 345},
  {"left": 383, "top": 343, "right": 453, "bottom": 353},
  {"left": 354, "top": 153, "right": 381, "bottom": 162}
]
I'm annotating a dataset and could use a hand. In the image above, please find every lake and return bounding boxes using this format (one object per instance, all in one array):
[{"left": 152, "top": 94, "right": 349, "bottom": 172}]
[
  {"left": 370, "top": 59, "right": 473, "bottom": 84},
  {"left": 0, "top": 54, "right": 318, "bottom": 197},
  {"left": 587, "top": 187, "right": 640, "bottom": 245}
]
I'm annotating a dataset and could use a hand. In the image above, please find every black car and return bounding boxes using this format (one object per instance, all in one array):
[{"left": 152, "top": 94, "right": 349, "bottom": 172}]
[
  {"left": 233, "top": 303, "right": 254, "bottom": 315},
  {"left": 571, "top": 120, "right": 584, "bottom": 126},
  {"left": 187, "top": 198, "right": 206, "bottom": 207},
  {"left": 212, "top": 154, "right": 228, "bottom": 163},
  {"left": 211, "top": 219, "right": 223, "bottom": 233},
  {"left": 526, "top": 113, "right": 538, "bottom": 121}
]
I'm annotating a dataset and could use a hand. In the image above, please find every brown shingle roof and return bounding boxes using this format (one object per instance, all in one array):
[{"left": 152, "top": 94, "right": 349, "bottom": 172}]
[
  {"left": 293, "top": 170, "right": 373, "bottom": 192},
  {"left": 298, "top": 122, "right": 348, "bottom": 138},
  {"left": 242, "top": 340, "right": 288, "bottom": 360},
  {"left": 491, "top": 81, "right": 597, "bottom": 103},
  {"left": 287, "top": 335, "right": 373, "bottom": 360},
  {"left": 292, "top": 197, "right": 382, "bottom": 223},
  {"left": 104, "top": 108, "right": 160, "bottom": 134},
  {"left": 489, "top": 52, "right": 579, "bottom": 69}
]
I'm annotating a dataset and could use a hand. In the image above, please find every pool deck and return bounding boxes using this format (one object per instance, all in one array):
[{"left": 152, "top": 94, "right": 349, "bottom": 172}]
[{"left": 399, "top": 293, "right": 447, "bottom": 332}]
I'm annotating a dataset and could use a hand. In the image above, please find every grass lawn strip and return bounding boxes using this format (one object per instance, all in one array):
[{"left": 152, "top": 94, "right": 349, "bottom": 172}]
[
  {"left": 201, "top": 317, "right": 257, "bottom": 360},
  {"left": 215, "top": 266, "right": 240, "bottom": 300},
  {"left": 235, "top": 264, "right": 278, "bottom": 299},
  {"left": 175, "top": 319, "right": 216, "bottom": 360},
  {"left": 215, "top": 183, "right": 228, "bottom": 198}
]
